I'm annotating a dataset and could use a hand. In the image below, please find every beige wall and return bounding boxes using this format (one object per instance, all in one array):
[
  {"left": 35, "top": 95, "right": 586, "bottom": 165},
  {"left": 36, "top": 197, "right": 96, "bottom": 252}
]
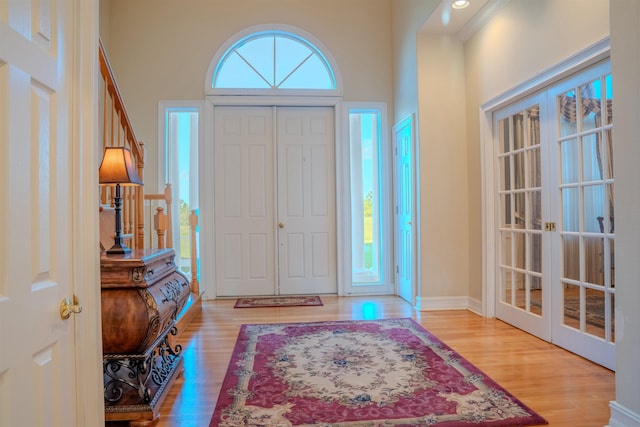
[
  {"left": 464, "top": 0, "right": 609, "bottom": 103},
  {"left": 392, "top": 1, "right": 473, "bottom": 304},
  {"left": 610, "top": 0, "right": 640, "bottom": 421},
  {"left": 462, "top": 0, "right": 610, "bottom": 301},
  {"left": 99, "top": 0, "right": 110, "bottom": 50},
  {"left": 391, "top": 0, "right": 438, "bottom": 122},
  {"left": 392, "top": 0, "right": 609, "bottom": 304},
  {"left": 416, "top": 33, "right": 470, "bottom": 300},
  {"left": 104, "top": 0, "right": 394, "bottom": 192}
]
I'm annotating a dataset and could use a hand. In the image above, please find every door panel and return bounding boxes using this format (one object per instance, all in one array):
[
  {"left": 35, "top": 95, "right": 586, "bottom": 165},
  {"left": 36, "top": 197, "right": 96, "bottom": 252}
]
[
  {"left": 549, "top": 63, "right": 615, "bottom": 369},
  {"left": 214, "top": 106, "right": 336, "bottom": 296},
  {"left": 214, "top": 107, "right": 276, "bottom": 296},
  {"left": 277, "top": 107, "right": 336, "bottom": 295},
  {"left": 0, "top": 1, "right": 78, "bottom": 425},
  {"left": 393, "top": 115, "right": 415, "bottom": 304},
  {"left": 494, "top": 93, "right": 550, "bottom": 341},
  {"left": 494, "top": 61, "right": 615, "bottom": 370}
]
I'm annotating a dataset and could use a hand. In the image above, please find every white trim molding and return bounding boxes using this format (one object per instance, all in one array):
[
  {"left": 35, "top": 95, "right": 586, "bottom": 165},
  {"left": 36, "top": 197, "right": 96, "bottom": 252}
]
[
  {"left": 341, "top": 102, "right": 394, "bottom": 296},
  {"left": 609, "top": 401, "right": 640, "bottom": 427},
  {"left": 458, "top": 0, "right": 511, "bottom": 42},
  {"left": 73, "top": 0, "right": 105, "bottom": 424},
  {"left": 416, "top": 296, "right": 478, "bottom": 312}
]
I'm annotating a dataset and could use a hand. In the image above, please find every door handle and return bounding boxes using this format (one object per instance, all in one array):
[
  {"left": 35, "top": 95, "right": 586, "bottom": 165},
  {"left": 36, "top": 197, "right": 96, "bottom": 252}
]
[
  {"left": 279, "top": 222, "right": 285, "bottom": 229},
  {"left": 60, "top": 295, "right": 83, "bottom": 320}
]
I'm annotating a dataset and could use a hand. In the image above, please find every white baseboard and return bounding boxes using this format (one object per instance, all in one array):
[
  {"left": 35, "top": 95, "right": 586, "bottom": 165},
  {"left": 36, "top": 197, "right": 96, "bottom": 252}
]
[
  {"left": 415, "top": 295, "right": 482, "bottom": 313},
  {"left": 608, "top": 401, "right": 640, "bottom": 427},
  {"left": 467, "top": 297, "right": 482, "bottom": 315}
]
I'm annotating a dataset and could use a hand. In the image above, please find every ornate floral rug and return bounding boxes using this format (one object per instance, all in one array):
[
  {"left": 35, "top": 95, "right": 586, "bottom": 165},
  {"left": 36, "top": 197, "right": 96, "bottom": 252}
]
[
  {"left": 209, "top": 318, "right": 547, "bottom": 426},
  {"left": 234, "top": 295, "right": 323, "bottom": 308}
]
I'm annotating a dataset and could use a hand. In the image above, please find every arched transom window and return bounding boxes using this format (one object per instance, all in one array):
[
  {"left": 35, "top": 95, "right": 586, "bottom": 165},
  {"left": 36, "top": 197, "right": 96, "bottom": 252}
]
[{"left": 211, "top": 30, "right": 337, "bottom": 91}]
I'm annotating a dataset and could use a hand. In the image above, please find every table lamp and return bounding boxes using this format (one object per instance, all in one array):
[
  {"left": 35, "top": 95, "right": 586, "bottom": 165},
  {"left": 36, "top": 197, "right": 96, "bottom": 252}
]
[{"left": 99, "top": 147, "right": 143, "bottom": 254}]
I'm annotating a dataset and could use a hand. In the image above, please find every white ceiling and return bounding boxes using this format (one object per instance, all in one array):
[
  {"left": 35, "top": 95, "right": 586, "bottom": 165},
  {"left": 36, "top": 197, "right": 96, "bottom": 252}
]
[{"left": 421, "top": 0, "right": 510, "bottom": 41}]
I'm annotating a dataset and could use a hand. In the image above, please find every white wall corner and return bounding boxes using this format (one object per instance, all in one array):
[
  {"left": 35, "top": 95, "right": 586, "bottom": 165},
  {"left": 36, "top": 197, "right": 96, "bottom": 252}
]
[
  {"left": 467, "top": 297, "right": 483, "bottom": 315},
  {"left": 416, "top": 296, "right": 472, "bottom": 311},
  {"left": 608, "top": 401, "right": 640, "bottom": 427}
]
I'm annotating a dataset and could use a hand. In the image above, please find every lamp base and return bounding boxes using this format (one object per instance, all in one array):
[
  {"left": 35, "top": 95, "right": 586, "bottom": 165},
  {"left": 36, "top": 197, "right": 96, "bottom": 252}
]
[{"left": 106, "top": 243, "right": 132, "bottom": 255}]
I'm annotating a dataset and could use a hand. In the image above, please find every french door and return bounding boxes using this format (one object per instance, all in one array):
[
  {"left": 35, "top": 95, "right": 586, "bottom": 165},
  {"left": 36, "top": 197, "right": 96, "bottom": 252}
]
[
  {"left": 495, "top": 60, "right": 615, "bottom": 370},
  {"left": 214, "top": 106, "right": 336, "bottom": 296},
  {"left": 495, "top": 92, "right": 550, "bottom": 340}
]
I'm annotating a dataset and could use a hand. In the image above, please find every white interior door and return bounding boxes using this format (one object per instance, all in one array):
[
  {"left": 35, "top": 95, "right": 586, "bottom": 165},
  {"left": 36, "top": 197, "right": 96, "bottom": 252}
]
[
  {"left": 393, "top": 115, "right": 415, "bottom": 304},
  {"left": 548, "top": 63, "right": 615, "bottom": 370},
  {"left": 494, "top": 92, "right": 550, "bottom": 341},
  {"left": 494, "top": 61, "right": 615, "bottom": 370},
  {"left": 214, "top": 106, "right": 336, "bottom": 296},
  {"left": 214, "top": 107, "right": 276, "bottom": 296},
  {"left": 0, "top": 1, "right": 80, "bottom": 425},
  {"left": 277, "top": 107, "right": 336, "bottom": 295}
]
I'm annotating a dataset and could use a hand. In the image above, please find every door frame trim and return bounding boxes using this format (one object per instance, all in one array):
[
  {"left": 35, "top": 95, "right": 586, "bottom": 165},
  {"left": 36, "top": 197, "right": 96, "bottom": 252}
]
[
  {"left": 202, "top": 96, "right": 344, "bottom": 298},
  {"left": 479, "top": 37, "right": 611, "bottom": 318},
  {"left": 392, "top": 113, "right": 418, "bottom": 305},
  {"left": 72, "top": 0, "right": 105, "bottom": 423},
  {"left": 341, "top": 102, "right": 395, "bottom": 296}
]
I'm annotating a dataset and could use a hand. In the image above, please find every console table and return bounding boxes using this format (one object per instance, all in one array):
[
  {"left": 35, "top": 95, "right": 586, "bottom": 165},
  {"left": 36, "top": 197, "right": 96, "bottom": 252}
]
[{"left": 101, "top": 248, "right": 191, "bottom": 426}]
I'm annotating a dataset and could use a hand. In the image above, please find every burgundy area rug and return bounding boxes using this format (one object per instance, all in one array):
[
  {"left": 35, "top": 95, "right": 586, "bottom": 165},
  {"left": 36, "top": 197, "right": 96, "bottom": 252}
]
[
  {"left": 209, "top": 318, "right": 548, "bottom": 426},
  {"left": 234, "top": 295, "right": 323, "bottom": 308}
]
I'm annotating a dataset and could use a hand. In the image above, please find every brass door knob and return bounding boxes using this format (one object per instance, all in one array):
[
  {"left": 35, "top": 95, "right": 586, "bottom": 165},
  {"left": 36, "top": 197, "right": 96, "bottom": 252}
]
[
  {"left": 60, "top": 295, "right": 83, "bottom": 320},
  {"left": 279, "top": 222, "right": 285, "bottom": 228}
]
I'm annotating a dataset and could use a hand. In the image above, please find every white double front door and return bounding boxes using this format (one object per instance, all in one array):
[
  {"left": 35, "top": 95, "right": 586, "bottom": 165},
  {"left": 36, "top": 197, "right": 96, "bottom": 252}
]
[{"left": 214, "top": 106, "right": 336, "bottom": 296}]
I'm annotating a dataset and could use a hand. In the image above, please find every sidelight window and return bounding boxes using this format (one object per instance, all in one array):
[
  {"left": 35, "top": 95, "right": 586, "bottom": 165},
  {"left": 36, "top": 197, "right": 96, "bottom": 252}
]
[
  {"left": 159, "top": 103, "right": 202, "bottom": 277},
  {"left": 349, "top": 109, "right": 383, "bottom": 284}
]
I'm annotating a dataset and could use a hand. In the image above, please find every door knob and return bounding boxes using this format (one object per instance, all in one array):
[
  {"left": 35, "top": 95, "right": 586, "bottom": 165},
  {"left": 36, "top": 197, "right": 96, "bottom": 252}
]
[
  {"left": 60, "top": 295, "right": 83, "bottom": 320},
  {"left": 279, "top": 222, "right": 285, "bottom": 228}
]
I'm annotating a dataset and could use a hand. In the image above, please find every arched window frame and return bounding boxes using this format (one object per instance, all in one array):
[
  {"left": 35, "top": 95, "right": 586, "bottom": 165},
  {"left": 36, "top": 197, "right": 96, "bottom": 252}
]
[{"left": 204, "top": 24, "right": 343, "bottom": 97}]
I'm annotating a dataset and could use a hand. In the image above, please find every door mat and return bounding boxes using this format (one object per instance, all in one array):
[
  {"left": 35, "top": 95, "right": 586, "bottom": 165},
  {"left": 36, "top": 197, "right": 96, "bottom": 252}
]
[{"left": 234, "top": 295, "right": 323, "bottom": 308}]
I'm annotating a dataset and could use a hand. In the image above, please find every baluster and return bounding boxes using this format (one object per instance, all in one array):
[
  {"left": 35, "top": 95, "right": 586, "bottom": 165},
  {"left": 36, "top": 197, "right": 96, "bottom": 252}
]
[
  {"left": 154, "top": 207, "right": 167, "bottom": 249},
  {"left": 190, "top": 210, "right": 199, "bottom": 294}
]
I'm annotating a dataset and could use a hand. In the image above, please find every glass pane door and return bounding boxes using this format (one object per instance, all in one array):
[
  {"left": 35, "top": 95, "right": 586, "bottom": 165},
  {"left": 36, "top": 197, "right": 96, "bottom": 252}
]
[
  {"left": 493, "top": 60, "right": 615, "bottom": 370},
  {"left": 495, "top": 94, "right": 550, "bottom": 340},
  {"left": 551, "top": 66, "right": 615, "bottom": 370}
]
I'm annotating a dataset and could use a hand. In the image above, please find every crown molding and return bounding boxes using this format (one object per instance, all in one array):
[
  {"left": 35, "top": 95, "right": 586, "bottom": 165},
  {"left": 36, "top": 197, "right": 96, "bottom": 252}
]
[{"left": 457, "top": 0, "right": 511, "bottom": 42}]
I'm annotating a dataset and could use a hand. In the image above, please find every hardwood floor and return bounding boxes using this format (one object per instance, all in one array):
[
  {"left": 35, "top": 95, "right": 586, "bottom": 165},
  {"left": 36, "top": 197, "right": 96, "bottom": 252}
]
[{"left": 151, "top": 295, "right": 614, "bottom": 427}]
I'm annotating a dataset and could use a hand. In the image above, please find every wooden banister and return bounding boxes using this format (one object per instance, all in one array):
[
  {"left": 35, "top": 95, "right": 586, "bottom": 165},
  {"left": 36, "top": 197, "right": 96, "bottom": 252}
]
[
  {"left": 98, "top": 39, "right": 145, "bottom": 249},
  {"left": 97, "top": 39, "right": 202, "bottom": 372},
  {"left": 98, "top": 41, "right": 144, "bottom": 161}
]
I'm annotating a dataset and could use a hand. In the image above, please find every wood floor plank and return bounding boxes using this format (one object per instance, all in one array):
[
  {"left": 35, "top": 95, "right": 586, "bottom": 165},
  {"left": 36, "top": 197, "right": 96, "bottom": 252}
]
[{"left": 132, "top": 295, "right": 614, "bottom": 427}]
